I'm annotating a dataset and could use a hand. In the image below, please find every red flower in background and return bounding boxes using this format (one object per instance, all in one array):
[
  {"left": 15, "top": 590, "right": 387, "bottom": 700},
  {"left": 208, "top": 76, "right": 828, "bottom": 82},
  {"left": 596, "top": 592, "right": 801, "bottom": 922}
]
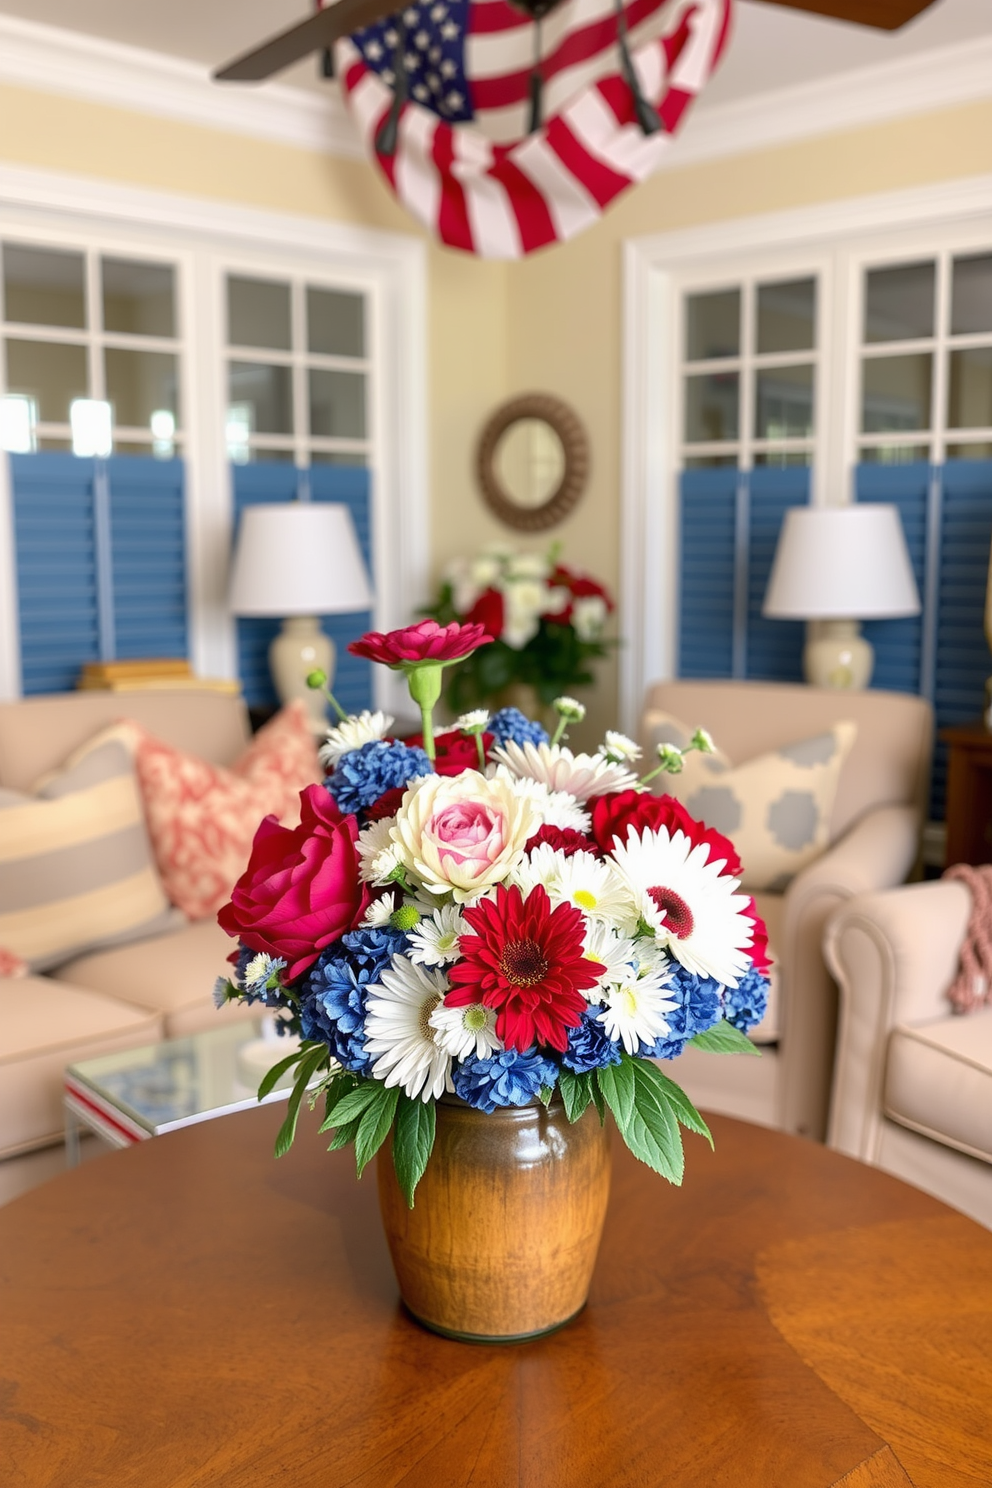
[
  {"left": 349, "top": 619, "right": 492, "bottom": 667},
  {"left": 446, "top": 883, "right": 604, "bottom": 1052},
  {"left": 218, "top": 784, "right": 370, "bottom": 981},
  {"left": 405, "top": 729, "right": 495, "bottom": 776},
  {"left": 464, "top": 587, "right": 505, "bottom": 639},
  {"left": 547, "top": 563, "right": 615, "bottom": 624}
]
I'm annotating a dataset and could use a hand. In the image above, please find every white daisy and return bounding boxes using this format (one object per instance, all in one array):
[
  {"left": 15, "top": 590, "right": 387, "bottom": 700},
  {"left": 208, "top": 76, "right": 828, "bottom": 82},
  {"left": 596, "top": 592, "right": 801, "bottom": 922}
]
[
  {"left": 597, "top": 961, "right": 676, "bottom": 1056},
  {"left": 601, "top": 731, "right": 642, "bottom": 764},
  {"left": 492, "top": 740, "right": 639, "bottom": 802},
  {"left": 456, "top": 709, "right": 490, "bottom": 732},
  {"left": 491, "top": 770, "right": 591, "bottom": 833},
  {"left": 357, "top": 818, "right": 401, "bottom": 885},
  {"left": 514, "top": 844, "right": 632, "bottom": 929},
  {"left": 362, "top": 894, "right": 397, "bottom": 928},
  {"left": 364, "top": 957, "right": 452, "bottom": 1103},
  {"left": 609, "top": 826, "right": 754, "bottom": 986},
  {"left": 580, "top": 922, "right": 642, "bottom": 1002},
  {"left": 319, "top": 710, "right": 394, "bottom": 769},
  {"left": 406, "top": 904, "right": 467, "bottom": 966},
  {"left": 429, "top": 1001, "right": 500, "bottom": 1060}
]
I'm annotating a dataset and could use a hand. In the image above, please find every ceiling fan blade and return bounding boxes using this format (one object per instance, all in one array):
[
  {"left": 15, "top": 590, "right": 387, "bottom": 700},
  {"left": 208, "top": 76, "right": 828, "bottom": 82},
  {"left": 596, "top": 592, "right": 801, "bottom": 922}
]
[
  {"left": 214, "top": 0, "right": 395, "bottom": 81},
  {"left": 755, "top": 0, "right": 937, "bottom": 28}
]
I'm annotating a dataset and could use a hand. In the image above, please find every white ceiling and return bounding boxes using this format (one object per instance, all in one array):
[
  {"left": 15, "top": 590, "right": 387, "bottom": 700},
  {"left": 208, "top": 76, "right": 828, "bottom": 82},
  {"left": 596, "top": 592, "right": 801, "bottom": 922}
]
[{"left": 0, "top": 0, "right": 986, "bottom": 107}]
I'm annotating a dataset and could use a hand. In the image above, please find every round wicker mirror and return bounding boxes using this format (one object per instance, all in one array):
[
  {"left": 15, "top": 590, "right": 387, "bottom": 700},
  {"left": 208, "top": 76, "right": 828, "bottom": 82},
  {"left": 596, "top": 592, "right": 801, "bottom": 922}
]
[{"left": 476, "top": 394, "right": 589, "bottom": 532}]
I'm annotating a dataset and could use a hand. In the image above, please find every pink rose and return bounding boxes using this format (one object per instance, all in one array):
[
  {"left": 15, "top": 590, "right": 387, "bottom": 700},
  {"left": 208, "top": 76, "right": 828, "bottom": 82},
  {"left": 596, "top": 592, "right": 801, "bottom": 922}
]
[
  {"left": 217, "top": 784, "right": 370, "bottom": 981},
  {"left": 431, "top": 801, "right": 505, "bottom": 870},
  {"left": 392, "top": 772, "right": 538, "bottom": 902},
  {"left": 348, "top": 619, "right": 492, "bottom": 667}
]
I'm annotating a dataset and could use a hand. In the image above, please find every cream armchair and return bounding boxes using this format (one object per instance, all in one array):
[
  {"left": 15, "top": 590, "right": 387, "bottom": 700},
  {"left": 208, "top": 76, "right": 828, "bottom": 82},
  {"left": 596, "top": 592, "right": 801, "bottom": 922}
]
[
  {"left": 638, "top": 680, "right": 932, "bottom": 1141},
  {"left": 826, "top": 880, "right": 992, "bottom": 1228}
]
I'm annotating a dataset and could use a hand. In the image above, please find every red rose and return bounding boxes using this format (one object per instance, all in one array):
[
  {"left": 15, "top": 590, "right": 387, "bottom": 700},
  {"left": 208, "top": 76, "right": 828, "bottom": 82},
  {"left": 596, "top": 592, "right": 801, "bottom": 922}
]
[
  {"left": 525, "top": 824, "right": 599, "bottom": 858},
  {"left": 217, "top": 784, "right": 370, "bottom": 981},
  {"left": 405, "top": 729, "right": 494, "bottom": 776},
  {"left": 548, "top": 564, "right": 615, "bottom": 612},
  {"left": 591, "top": 789, "right": 743, "bottom": 877},
  {"left": 465, "top": 587, "right": 505, "bottom": 640},
  {"left": 348, "top": 619, "right": 492, "bottom": 667}
]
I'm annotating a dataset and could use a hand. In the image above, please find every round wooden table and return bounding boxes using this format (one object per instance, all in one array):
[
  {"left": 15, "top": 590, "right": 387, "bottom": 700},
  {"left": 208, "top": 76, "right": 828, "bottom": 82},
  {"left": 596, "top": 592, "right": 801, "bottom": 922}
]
[{"left": 3, "top": 1107, "right": 991, "bottom": 1487}]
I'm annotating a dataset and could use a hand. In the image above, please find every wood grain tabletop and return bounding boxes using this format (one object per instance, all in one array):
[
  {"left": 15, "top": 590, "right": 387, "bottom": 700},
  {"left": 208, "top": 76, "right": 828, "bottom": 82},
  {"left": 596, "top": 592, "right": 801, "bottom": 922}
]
[{"left": 2, "top": 1106, "right": 990, "bottom": 1488}]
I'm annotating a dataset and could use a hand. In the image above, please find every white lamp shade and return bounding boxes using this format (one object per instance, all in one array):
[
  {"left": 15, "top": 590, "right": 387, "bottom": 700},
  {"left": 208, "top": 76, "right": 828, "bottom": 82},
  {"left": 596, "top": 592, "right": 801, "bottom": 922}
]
[
  {"left": 763, "top": 504, "right": 921, "bottom": 621},
  {"left": 229, "top": 502, "right": 373, "bottom": 617}
]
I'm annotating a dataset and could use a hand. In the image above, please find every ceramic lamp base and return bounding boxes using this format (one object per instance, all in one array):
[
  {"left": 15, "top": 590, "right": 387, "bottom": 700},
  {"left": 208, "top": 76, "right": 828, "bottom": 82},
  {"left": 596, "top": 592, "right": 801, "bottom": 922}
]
[
  {"left": 803, "top": 619, "right": 873, "bottom": 690},
  {"left": 269, "top": 616, "right": 335, "bottom": 735}
]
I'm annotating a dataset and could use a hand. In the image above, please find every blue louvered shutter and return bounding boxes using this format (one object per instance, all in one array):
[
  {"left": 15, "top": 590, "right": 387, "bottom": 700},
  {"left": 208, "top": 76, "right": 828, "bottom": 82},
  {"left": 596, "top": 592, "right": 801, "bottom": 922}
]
[
  {"left": 9, "top": 452, "right": 101, "bottom": 694},
  {"left": 230, "top": 463, "right": 374, "bottom": 712},
  {"left": 108, "top": 455, "right": 188, "bottom": 660},
  {"left": 744, "top": 466, "right": 807, "bottom": 682},
  {"left": 931, "top": 459, "right": 992, "bottom": 817},
  {"left": 856, "top": 462, "right": 928, "bottom": 697},
  {"left": 678, "top": 467, "right": 737, "bottom": 678}
]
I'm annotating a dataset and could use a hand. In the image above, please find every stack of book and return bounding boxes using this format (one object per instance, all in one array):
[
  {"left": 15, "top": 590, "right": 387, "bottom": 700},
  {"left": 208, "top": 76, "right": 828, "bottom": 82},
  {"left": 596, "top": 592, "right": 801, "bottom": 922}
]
[{"left": 77, "top": 660, "right": 241, "bottom": 695}]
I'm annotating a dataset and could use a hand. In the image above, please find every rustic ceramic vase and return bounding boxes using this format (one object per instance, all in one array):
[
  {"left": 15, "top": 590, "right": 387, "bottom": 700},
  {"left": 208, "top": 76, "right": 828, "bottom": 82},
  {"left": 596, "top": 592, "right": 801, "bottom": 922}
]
[{"left": 377, "top": 1093, "right": 611, "bottom": 1343}]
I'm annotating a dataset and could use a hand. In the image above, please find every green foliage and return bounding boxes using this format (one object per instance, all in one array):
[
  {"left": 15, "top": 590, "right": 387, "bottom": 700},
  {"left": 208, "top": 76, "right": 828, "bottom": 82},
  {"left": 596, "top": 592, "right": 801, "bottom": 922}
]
[
  {"left": 391, "top": 1095, "right": 436, "bottom": 1207},
  {"left": 354, "top": 1085, "right": 401, "bottom": 1177},
  {"left": 558, "top": 1069, "right": 594, "bottom": 1123},
  {"left": 596, "top": 1054, "right": 712, "bottom": 1185},
  {"left": 689, "top": 1020, "right": 761, "bottom": 1056},
  {"left": 273, "top": 1045, "right": 329, "bottom": 1159}
]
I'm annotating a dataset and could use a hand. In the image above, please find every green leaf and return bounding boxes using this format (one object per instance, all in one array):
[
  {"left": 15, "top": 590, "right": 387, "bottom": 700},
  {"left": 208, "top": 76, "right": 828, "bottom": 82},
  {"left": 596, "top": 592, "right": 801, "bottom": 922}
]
[
  {"left": 391, "top": 1095, "right": 436, "bottom": 1208},
  {"left": 558, "top": 1070, "right": 593, "bottom": 1124},
  {"left": 273, "top": 1046, "right": 327, "bottom": 1158},
  {"left": 257, "top": 1047, "right": 309, "bottom": 1102},
  {"left": 319, "top": 1069, "right": 360, "bottom": 1128},
  {"left": 591, "top": 1079, "right": 606, "bottom": 1125},
  {"left": 689, "top": 1019, "right": 760, "bottom": 1057},
  {"left": 596, "top": 1059, "right": 636, "bottom": 1132},
  {"left": 320, "top": 1082, "right": 383, "bottom": 1131},
  {"left": 623, "top": 1072, "right": 685, "bottom": 1185},
  {"left": 327, "top": 1114, "right": 362, "bottom": 1152},
  {"left": 538, "top": 1084, "right": 554, "bottom": 1109},
  {"left": 354, "top": 1084, "right": 400, "bottom": 1178},
  {"left": 633, "top": 1060, "right": 713, "bottom": 1147}
]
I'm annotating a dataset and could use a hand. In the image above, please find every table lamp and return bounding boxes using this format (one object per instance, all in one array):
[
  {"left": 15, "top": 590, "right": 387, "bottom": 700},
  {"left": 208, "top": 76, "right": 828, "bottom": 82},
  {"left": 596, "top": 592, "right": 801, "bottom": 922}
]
[
  {"left": 763, "top": 504, "right": 920, "bottom": 689},
  {"left": 229, "top": 502, "right": 373, "bottom": 733}
]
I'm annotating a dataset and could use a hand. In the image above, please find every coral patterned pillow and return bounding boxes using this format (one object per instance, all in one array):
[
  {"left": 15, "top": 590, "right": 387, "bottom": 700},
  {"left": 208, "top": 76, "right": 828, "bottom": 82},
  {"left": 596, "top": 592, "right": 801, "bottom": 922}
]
[{"left": 88, "top": 702, "right": 322, "bottom": 921}]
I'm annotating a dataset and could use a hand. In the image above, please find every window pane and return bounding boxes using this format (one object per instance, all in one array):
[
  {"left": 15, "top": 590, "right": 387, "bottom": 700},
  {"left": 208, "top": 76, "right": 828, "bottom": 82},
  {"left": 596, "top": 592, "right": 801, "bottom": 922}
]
[
  {"left": 864, "top": 262, "right": 935, "bottom": 343},
  {"left": 102, "top": 258, "right": 175, "bottom": 338},
  {"left": 754, "top": 363, "right": 814, "bottom": 439},
  {"left": 683, "top": 454, "right": 738, "bottom": 469},
  {"left": 105, "top": 349, "right": 179, "bottom": 430},
  {"left": 753, "top": 450, "right": 812, "bottom": 467},
  {"left": 310, "top": 450, "right": 369, "bottom": 466},
  {"left": 5, "top": 338, "right": 88, "bottom": 422},
  {"left": 248, "top": 447, "right": 295, "bottom": 463},
  {"left": 685, "top": 290, "right": 739, "bottom": 361},
  {"left": 37, "top": 436, "right": 73, "bottom": 452},
  {"left": 228, "top": 362, "right": 293, "bottom": 435},
  {"left": 858, "top": 443, "right": 931, "bottom": 465},
  {"left": 756, "top": 278, "right": 816, "bottom": 354},
  {"left": 946, "top": 441, "right": 992, "bottom": 460},
  {"left": 948, "top": 348, "right": 992, "bottom": 429},
  {"left": 309, "top": 369, "right": 366, "bottom": 439},
  {"left": 951, "top": 254, "right": 992, "bottom": 336},
  {"left": 861, "top": 354, "right": 932, "bottom": 432},
  {"left": 227, "top": 276, "right": 291, "bottom": 351},
  {"left": 307, "top": 288, "right": 364, "bottom": 357},
  {"left": 684, "top": 372, "right": 738, "bottom": 443},
  {"left": 3, "top": 244, "right": 86, "bottom": 328}
]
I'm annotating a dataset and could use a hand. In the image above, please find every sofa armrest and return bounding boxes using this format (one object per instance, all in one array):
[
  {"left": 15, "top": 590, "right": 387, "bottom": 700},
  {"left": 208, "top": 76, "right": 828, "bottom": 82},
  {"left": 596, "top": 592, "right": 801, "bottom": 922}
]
[
  {"left": 775, "top": 804, "right": 921, "bottom": 1141},
  {"left": 824, "top": 878, "right": 972, "bottom": 1163}
]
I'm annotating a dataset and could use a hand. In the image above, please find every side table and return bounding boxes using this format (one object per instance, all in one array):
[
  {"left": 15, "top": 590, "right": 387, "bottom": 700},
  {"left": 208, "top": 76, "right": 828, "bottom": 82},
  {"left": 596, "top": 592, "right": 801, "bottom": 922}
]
[{"left": 943, "top": 723, "right": 992, "bottom": 866}]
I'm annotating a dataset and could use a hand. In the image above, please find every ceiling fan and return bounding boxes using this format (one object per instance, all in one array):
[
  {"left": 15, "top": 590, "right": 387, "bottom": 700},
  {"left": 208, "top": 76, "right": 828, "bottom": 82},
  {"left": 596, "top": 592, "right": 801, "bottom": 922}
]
[{"left": 215, "top": 0, "right": 938, "bottom": 82}]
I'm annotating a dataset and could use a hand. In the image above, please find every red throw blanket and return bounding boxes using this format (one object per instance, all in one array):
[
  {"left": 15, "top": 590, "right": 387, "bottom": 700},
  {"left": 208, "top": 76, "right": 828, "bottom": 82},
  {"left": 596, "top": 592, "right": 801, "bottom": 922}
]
[{"left": 943, "top": 864, "right": 992, "bottom": 1013}]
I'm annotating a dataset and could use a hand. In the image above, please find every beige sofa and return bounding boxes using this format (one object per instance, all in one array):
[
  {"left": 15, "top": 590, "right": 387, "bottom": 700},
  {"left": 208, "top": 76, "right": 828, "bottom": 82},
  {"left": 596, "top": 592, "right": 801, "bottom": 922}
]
[
  {"left": 0, "top": 688, "right": 257, "bottom": 1201},
  {"left": 638, "top": 679, "right": 933, "bottom": 1141},
  {"left": 826, "top": 879, "right": 992, "bottom": 1229}
]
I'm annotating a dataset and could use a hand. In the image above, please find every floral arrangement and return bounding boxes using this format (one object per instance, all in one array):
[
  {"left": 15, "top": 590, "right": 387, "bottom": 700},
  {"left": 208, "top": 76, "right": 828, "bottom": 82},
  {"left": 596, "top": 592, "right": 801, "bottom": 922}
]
[
  {"left": 215, "top": 618, "right": 771, "bottom": 1206},
  {"left": 423, "top": 546, "right": 614, "bottom": 711}
]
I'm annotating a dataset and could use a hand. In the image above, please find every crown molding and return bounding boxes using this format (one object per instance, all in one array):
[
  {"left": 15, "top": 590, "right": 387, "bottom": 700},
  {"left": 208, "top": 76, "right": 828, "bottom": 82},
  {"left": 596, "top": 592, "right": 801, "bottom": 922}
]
[
  {"left": 671, "top": 30, "right": 992, "bottom": 173},
  {"left": 0, "top": 13, "right": 363, "bottom": 160},
  {"left": 0, "top": 12, "right": 989, "bottom": 173}
]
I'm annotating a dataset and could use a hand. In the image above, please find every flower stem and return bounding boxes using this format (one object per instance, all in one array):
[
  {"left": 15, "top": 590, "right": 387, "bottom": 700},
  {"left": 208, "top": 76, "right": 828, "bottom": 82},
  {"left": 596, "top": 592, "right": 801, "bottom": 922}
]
[
  {"left": 404, "top": 662, "right": 444, "bottom": 764},
  {"left": 474, "top": 733, "right": 486, "bottom": 770},
  {"left": 551, "top": 715, "right": 568, "bottom": 746}
]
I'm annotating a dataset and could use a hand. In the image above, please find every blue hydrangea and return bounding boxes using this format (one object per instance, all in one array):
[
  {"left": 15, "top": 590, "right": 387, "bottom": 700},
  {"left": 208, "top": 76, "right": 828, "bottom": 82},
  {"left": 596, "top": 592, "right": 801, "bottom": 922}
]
[
  {"left": 638, "top": 963, "right": 722, "bottom": 1059},
  {"left": 325, "top": 739, "right": 431, "bottom": 816},
  {"left": 488, "top": 707, "right": 550, "bottom": 749},
  {"left": 452, "top": 1047, "right": 559, "bottom": 1113},
  {"left": 299, "top": 927, "right": 407, "bottom": 1072},
  {"left": 724, "top": 964, "right": 770, "bottom": 1033},
  {"left": 561, "top": 1008, "right": 623, "bottom": 1074}
]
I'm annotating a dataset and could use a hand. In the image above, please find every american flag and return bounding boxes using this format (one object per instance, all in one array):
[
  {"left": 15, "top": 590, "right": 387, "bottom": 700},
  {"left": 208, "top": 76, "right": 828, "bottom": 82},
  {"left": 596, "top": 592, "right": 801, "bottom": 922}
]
[{"left": 333, "top": 0, "right": 732, "bottom": 258}]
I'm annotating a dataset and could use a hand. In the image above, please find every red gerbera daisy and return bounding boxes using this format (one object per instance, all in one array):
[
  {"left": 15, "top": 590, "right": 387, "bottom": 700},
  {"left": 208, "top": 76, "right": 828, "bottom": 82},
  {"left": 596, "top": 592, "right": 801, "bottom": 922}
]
[{"left": 446, "top": 883, "right": 604, "bottom": 1053}]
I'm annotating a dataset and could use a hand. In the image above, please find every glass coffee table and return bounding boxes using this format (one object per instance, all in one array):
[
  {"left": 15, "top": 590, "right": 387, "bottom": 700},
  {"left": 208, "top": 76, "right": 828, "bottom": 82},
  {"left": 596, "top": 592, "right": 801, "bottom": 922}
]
[{"left": 63, "top": 1018, "right": 306, "bottom": 1163}]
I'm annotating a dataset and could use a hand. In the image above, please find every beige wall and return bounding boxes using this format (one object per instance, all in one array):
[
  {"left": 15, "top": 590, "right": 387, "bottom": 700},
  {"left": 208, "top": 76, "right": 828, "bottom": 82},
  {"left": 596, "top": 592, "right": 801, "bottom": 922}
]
[{"left": 3, "top": 79, "right": 991, "bottom": 744}]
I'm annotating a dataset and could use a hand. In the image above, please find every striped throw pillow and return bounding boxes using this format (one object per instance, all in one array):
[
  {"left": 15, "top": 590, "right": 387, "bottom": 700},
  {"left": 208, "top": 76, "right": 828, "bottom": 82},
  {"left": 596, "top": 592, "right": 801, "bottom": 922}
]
[{"left": 0, "top": 737, "right": 177, "bottom": 972}]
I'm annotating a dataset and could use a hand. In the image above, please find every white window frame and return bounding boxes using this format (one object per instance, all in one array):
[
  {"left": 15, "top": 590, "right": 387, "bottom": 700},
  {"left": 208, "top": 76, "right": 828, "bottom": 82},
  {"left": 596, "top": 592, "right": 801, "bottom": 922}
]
[
  {"left": 0, "top": 163, "right": 428, "bottom": 718},
  {"left": 620, "top": 173, "right": 992, "bottom": 735}
]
